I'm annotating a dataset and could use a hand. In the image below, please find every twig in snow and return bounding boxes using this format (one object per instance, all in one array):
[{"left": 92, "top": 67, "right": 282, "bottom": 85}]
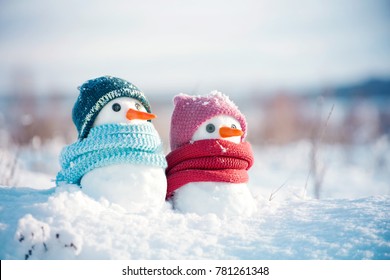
[
  {"left": 269, "top": 180, "right": 288, "bottom": 201},
  {"left": 303, "top": 103, "right": 334, "bottom": 199},
  {"left": 0, "top": 146, "right": 20, "bottom": 186}
]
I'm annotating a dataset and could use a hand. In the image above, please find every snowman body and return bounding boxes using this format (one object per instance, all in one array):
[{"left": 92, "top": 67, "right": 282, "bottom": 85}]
[
  {"left": 78, "top": 97, "right": 167, "bottom": 212},
  {"left": 81, "top": 164, "right": 166, "bottom": 212},
  {"left": 172, "top": 182, "right": 256, "bottom": 217}
]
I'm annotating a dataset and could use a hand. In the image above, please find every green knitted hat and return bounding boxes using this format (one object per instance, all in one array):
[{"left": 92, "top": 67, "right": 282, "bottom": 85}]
[{"left": 73, "top": 76, "right": 151, "bottom": 139}]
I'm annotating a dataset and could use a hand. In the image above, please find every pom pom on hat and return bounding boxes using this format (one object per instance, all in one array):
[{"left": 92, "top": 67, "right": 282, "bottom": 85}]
[
  {"left": 169, "top": 91, "right": 247, "bottom": 150},
  {"left": 72, "top": 76, "right": 152, "bottom": 139}
]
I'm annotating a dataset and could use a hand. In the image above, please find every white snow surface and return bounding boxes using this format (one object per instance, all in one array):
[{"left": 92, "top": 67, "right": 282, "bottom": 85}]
[{"left": 0, "top": 138, "right": 389, "bottom": 259}]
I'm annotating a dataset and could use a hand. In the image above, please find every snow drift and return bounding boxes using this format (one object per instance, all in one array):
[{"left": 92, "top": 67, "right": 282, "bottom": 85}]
[{"left": 0, "top": 140, "right": 389, "bottom": 259}]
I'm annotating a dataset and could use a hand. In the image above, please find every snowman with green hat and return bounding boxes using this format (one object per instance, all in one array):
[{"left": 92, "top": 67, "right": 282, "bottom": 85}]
[{"left": 56, "top": 76, "right": 167, "bottom": 213}]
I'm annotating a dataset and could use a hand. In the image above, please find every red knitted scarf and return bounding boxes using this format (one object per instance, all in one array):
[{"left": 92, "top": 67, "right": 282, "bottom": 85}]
[{"left": 166, "top": 139, "right": 254, "bottom": 198}]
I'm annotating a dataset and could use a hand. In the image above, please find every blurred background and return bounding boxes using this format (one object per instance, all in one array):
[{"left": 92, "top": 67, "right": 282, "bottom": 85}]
[{"left": 0, "top": 0, "right": 389, "bottom": 196}]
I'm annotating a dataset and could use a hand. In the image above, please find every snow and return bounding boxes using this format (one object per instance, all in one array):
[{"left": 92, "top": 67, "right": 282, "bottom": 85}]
[
  {"left": 209, "top": 90, "right": 239, "bottom": 110},
  {"left": 0, "top": 139, "right": 389, "bottom": 259},
  {"left": 175, "top": 91, "right": 239, "bottom": 110}
]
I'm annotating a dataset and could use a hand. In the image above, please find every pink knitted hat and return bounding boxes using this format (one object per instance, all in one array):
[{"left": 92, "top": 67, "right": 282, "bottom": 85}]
[{"left": 170, "top": 91, "right": 247, "bottom": 150}]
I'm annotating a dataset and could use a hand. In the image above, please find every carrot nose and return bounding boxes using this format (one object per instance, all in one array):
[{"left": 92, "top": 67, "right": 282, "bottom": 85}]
[
  {"left": 126, "top": 108, "right": 157, "bottom": 121},
  {"left": 219, "top": 126, "right": 243, "bottom": 138}
]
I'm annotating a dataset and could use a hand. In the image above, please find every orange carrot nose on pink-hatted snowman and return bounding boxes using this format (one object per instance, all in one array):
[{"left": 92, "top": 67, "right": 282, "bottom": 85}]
[{"left": 166, "top": 91, "right": 257, "bottom": 218}]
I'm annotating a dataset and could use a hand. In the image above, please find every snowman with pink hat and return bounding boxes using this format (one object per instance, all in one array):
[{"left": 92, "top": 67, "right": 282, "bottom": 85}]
[{"left": 166, "top": 91, "right": 257, "bottom": 217}]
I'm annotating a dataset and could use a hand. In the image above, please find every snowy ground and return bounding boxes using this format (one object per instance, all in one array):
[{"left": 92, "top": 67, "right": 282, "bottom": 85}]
[{"left": 0, "top": 137, "right": 389, "bottom": 259}]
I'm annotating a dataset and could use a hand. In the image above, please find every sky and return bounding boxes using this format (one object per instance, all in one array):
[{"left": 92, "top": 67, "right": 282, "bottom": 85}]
[{"left": 0, "top": 0, "right": 389, "bottom": 96}]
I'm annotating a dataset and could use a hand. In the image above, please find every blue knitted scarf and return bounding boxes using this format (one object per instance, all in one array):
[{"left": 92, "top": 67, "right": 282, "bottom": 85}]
[{"left": 56, "top": 123, "right": 167, "bottom": 185}]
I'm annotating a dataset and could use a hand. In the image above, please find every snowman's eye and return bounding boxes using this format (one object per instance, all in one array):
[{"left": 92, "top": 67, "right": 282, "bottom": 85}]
[
  {"left": 112, "top": 103, "right": 121, "bottom": 112},
  {"left": 231, "top": 124, "right": 237, "bottom": 129},
  {"left": 206, "top": 123, "right": 215, "bottom": 133},
  {"left": 135, "top": 103, "right": 141, "bottom": 110}
]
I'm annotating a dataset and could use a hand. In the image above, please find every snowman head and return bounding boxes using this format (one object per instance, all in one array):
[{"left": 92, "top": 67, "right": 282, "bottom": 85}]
[
  {"left": 72, "top": 76, "right": 153, "bottom": 139},
  {"left": 93, "top": 97, "right": 156, "bottom": 127},
  {"left": 170, "top": 91, "right": 247, "bottom": 150},
  {"left": 191, "top": 115, "right": 243, "bottom": 144}
]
